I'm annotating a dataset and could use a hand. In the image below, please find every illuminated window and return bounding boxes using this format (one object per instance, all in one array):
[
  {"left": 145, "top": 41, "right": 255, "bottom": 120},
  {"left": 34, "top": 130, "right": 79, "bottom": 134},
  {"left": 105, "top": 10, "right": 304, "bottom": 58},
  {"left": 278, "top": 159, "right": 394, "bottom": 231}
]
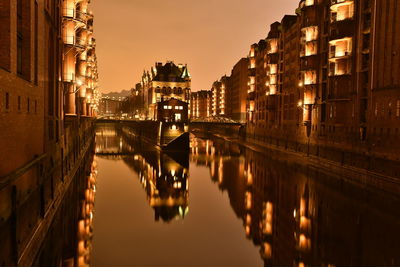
[
  {"left": 305, "top": 0, "right": 314, "bottom": 6},
  {"left": 331, "top": 1, "right": 354, "bottom": 22},
  {"left": 303, "top": 71, "right": 317, "bottom": 85},
  {"left": 250, "top": 58, "right": 256, "bottom": 69},
  {"left": 302, "top": 26, "right": 318, "bottom": 42},
  {"left": 163, "top": 105, "right": 168, "bottom": 109},
  {"left": 329, "top": 38, "right": 352, "bottom": 58},
  {"left": 270, "top": 74, "right": 277, "bottom": 85},
  {"left": 268, "top": 39, "right": 278, "bottom": 54},
  {"left": 269, "top": 64, "right": 277, "bottom": 74},
  {"left": 305, "top": 41, "right": 317, "bottom": 56},
  {"left": 249, "top": 76, "right": 255, "bottom": 85},
  {"left": 269, "top": 85, "right": 277, "bottom": 95}
]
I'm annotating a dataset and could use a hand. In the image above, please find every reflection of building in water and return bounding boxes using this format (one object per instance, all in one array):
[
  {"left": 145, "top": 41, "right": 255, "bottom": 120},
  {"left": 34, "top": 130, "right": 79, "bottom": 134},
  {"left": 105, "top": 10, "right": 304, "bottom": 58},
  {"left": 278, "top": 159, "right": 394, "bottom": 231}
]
[
  {"left": 95, "top": 124, "right": 190, "bottom": 222},
  {"left": 125, "top": 152, "right": 189, "bottom": 223},
  {"left": 95, "top": 123, "right": 137, "bottom": 156},
  {"left": 190, "top": 136, "right": 400, "bottom": 267},
  {"left": 77, "top": 160, "right": 98, "bottom": 266}
]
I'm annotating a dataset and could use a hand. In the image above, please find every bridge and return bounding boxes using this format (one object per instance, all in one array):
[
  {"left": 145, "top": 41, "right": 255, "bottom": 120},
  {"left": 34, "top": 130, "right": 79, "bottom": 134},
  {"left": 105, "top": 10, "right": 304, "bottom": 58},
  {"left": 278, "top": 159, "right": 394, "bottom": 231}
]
[{"left": 95, "top": 118, "right": 245, "bottom": 139}]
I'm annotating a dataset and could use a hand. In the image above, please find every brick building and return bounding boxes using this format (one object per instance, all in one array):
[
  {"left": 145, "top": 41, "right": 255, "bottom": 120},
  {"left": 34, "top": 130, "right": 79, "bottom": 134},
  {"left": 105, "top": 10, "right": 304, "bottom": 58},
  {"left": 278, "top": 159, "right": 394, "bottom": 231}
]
[
  {"left": 244, "top": 0, "right": 400, "bottom": 172},
  {"left": 190, "top": 90, "right": 212, "bottom": 119},
  {"left": 99, "top": 97, "right": 124, "bottom": 117},
  {"left": 141, "top": 61, "right": 191, "bottom": 120},
  {"left": 63, "top": 0, "right": 99, "bottom": 116},
  {"left": 0, "top": 0, "right": 99, "bottom": 265},
  {"left": 227, "top": 58, "right": 248, "bottom": 122},
  {"left": 211, "top": 75, "right": 230, "bottom": 117}
]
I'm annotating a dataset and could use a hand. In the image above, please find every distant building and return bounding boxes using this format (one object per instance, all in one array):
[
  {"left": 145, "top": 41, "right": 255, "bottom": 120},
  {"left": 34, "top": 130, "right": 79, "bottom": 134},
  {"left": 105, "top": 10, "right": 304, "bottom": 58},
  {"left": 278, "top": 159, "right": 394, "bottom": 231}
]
[
  {"left": 228, "top": 58, "right": 249, "bottom": 122},
  {"left": 99, "top": 97, "right": 124, "bottom": 116},
  {"left": 190, "top": 90, "right": 212, "bottom": 119},
  {"left": 211, "top": 76, "right": 230, "bottom": 116},
  {"left": 141, "top": 62, "right": 191, "bottom": 120}
]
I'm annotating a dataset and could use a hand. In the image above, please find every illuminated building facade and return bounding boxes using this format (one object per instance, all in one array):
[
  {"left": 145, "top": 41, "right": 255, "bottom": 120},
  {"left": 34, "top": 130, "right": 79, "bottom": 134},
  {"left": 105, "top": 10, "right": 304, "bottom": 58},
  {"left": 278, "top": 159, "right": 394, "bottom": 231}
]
[
  {"left": 227, "top": 58, "right": 249, "bottom": 122},
  {"left": 211, "top": 76, "right": 230, "bottom": 116},
  {"left": 190, "top": 90, "right": 212, "bottom": 119},
  {"left": 141, "top": 61, "right": 191, "bottom": 120},
  {"left": 63, "top": 0, "right": 99, "bottom": 116},
  {"left": 245, "top": 0, "right": 400, "bottom": 170},
  {"left": 98, "top": 97, "right": 124, "bottom": 116},
  {"left": 0, "top": 0, "right": 99, "bottom": 265}
]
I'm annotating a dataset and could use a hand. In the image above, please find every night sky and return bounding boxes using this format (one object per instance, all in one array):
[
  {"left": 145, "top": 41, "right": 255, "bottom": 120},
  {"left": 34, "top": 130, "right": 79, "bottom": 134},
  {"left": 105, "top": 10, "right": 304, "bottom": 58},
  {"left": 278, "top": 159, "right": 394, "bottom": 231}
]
[{"left": 91, "top": 0, "right": 298, "bottom": 93}]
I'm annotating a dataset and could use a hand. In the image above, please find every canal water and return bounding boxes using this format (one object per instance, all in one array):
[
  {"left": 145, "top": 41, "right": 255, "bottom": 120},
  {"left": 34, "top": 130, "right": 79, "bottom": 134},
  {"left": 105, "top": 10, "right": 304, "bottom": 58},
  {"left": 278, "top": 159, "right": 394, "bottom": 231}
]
[{"left": 91, "top": 123, "right": 400, "bottom": 267}]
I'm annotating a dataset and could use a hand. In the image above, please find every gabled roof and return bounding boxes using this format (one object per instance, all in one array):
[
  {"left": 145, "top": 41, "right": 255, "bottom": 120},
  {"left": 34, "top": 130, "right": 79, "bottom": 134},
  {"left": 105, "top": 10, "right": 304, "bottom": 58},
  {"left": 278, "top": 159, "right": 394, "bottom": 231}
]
[{"left": 152, "top": 62, "right": 191, "bottom": 82}]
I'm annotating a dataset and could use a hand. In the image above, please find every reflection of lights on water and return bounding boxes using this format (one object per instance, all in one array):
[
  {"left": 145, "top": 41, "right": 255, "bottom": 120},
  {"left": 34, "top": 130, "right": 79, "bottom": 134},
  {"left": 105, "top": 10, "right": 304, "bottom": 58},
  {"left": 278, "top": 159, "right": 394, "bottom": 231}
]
[
  {"left": 173, "top": 181, "right": 182, "bottom": 189},
  {"left": 263, "top": 242, "right": 272, "bottom": 259},
  {"left": 178, "top": 206, "right": 189, "bottom": 217},
  {"left": 246, "top": 214, "right": 251, "bottom": 225},
  {"left": 245, "top": 191, "right": 252, "bottom": 210},
  {"left": 245, "top": 225, "right": 250, "bottom": 236}
]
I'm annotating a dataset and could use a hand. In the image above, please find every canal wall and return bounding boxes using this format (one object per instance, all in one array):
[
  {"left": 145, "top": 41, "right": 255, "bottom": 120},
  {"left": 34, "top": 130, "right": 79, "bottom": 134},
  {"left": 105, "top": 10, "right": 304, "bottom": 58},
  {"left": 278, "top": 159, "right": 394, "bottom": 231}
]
[
  {"left": 245, "top": 134, "right": 400, "bottom": 179},
  {"left": 189, "top": 122, "right": 244, "bottom": 139},
  {"left": 190, "top": 123, "right": 400, "bottom": 179},
  {"left": 98, "top": 120, "right": 189, "bottom": 150},
  {"left": 0, "top": 117, "right": 96, "bottom": 267}
]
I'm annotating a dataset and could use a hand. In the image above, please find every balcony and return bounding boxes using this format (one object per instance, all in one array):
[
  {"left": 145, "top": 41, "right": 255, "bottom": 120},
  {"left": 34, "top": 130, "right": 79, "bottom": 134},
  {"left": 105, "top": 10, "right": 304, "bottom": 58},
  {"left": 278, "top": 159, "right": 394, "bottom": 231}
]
[
  {"left": 331, "top": 0, "right": 353, "bottom": 5},
  {"left": 329, "top": 58, "right": 352, "bottom": 76},
  {"left": 300, "top": 40, "right": 318, "bottom": 57},
  {"left": 63, "top": 8, "right": 88, "bottom": 24},
  {"left": 300, "top": 7, "right": 318, "bottom": 27},
  {"left": 329, "top": 37, "right": 352, "bottom": 59},
  {"left": 299, "top": 0, "right": 315, "bottom": 9},
  {"left": 248, "top": 68, "right": 256, "bottom": 77},
  {"left": 63, "top": 36, "right": 86, "bottom": 50},
  {"left": 247, "top": 91, "right": 256, "bottom": 101},
  {"left": 300, "top": 55, "right": 319, "bottom": 71},
  {"left": 63, "top": 73, "right": 76, "bottom": 83},
  {"left": 329, "top": 17, "right": 355, "bottom": 40},
  {"left": 301, "top": 26, "right": 318, "bottom": 43},
  {"left": 267, "top": 53, "right": 279, "bottom": 64},
  {"left": 303, "top": 70, "right": 317, "bottom": 85}
]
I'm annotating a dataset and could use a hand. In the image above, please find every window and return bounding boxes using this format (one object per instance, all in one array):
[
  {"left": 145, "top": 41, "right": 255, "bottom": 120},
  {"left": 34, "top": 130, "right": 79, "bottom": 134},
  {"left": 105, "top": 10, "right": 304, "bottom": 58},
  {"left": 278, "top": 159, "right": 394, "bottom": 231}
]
[
  {"left": 17, "top": 36, "right": 23, "bottom": 75},
  {"left": 397, "top": 100, "right": 400, "bottom": 117},
  {"left": 18, "top": 96, "right": 21, "bottom": 111},
  {"left": 34, "top": 100, "right": 37, "bottom": 113},
  {"left": 163, "top": 105, "right": 168, "bottom": 109},
  {"left": 168, "top": 106, "right": 172, "bottom": 110},
  {"left": 5, "top": 93, "right": 9, "bottom": 110},
  {"left": 27, "top": 97, "right": 30, "bottom": 112}
]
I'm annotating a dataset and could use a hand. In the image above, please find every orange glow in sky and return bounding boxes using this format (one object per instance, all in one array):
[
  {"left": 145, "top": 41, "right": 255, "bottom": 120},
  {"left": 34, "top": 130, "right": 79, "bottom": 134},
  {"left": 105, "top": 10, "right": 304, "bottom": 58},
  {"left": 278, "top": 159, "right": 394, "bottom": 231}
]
[{"left": 92, "top": 0, "right": 298, "bottom": 93}]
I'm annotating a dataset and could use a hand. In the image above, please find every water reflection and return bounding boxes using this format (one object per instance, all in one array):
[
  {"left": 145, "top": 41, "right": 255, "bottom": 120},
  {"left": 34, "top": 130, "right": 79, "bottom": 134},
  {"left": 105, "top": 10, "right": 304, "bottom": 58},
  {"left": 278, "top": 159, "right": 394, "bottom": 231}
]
[
  {"left": 94, "top": 124, "right": 400, "bottom": 267},
  {"left": 190, "top": 137, "right": 400, "bottom": 267},
  {"left": 96, "top": 123, "right": 189, "bottom": 222}
]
